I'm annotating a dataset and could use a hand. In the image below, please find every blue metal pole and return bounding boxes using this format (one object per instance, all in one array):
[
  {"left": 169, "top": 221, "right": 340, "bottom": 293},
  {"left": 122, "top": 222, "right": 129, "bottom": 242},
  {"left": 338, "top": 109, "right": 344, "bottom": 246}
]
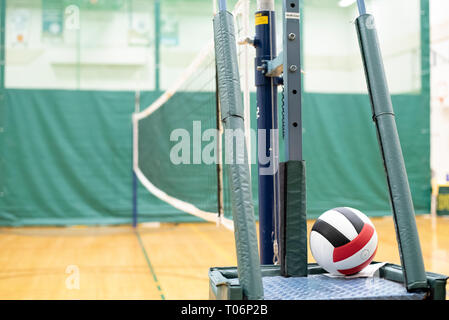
[
  {"left": 255, "top": 0, "right": 280, "bottom": 265},
  {"left": 218, "top": 0, "right": 227, "bottom": 12},
  {"left": 357, "top": 0, "right": 367, "bottom": 15}
]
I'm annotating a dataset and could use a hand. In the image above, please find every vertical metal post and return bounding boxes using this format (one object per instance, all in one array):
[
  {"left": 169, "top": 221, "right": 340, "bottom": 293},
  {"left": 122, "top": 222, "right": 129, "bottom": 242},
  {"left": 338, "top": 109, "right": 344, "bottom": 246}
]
[
  {"left": 218, "top": 0, "right": 227, "bottom": 11},
  {"left": 0, "top": 0, "right": 5, "bottom": 91},
  {"left": 357, "top": 0, "right": 367, "bottom": 15},
  {"left": 130, "top": 1, "right": 139, "bottom": 228},
  {"left": 278, "top": 0, "right": 307, "bottom": 277},
  {"left": 255, "top": 0, "right": 280, "bottom": 265},
  {"left": 283, "top": 0, "right": 302, "bottom": 162},
  {"left": 132, "top": 170, "right": 138, "bottom": 227},
  {"left": 132, "top": 90, "right": 140, "bottom": 228},
  {"left": 241, "top": 0, "right": 252, "bottom": 168},
  {"left": 154, "top": 0, "right": 161, "bottom": 92}
]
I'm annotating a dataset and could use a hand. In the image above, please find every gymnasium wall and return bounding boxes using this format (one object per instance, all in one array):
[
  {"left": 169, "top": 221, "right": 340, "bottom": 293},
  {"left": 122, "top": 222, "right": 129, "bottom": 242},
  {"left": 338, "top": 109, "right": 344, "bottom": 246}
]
[
  {"left": 430, "top": 0, "right": 449, "bottom": 186},
  {"left": 6, "top": 0, "right": 223, "bottom": 91},
  {"left": 0, "top": 0, "right": 431, "bottom": 225},
  {"left": 300, "top": 93, "right": 430, "bottom": 218},
  {"left": 302, "top": 0, "right": 422, "bottom": 94},
  {"left": 0, "top": 89, "right": 206, "bottom": 226},
  {"left": 0, "top": 88, "right": 430, "bottom": 226}
]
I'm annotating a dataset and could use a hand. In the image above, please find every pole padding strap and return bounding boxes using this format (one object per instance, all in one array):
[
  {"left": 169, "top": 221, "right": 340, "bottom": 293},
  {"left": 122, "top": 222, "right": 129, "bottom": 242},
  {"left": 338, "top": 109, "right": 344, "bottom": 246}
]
[
  {"left": 356, "top": 14, "right": 428, "bottom": 291},
  {"left": 213, "top": 10, "right": 264, "bottom": 300}
]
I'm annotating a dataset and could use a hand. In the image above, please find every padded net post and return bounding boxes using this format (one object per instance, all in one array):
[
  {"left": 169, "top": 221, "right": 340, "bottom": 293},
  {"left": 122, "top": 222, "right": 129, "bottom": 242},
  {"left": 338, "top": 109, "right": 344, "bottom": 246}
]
[
  {"left": 356, "top": 13, "right": 428, "bottom": 291},
  {"left": 213, "top": 9, "right": 264, "bottom": 300}
]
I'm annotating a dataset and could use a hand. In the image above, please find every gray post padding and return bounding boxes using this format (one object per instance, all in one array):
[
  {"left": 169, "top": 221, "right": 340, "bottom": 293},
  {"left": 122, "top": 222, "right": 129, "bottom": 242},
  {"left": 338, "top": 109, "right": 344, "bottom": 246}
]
[
  {"left": 279, "top": 160, "right": 307, "bottom": 277},
  {"left": 356, "top": 14, "right": 428, "bottom": 291},
  {"left": 213, "top": 10, "right": 264, "bottom": 300}
]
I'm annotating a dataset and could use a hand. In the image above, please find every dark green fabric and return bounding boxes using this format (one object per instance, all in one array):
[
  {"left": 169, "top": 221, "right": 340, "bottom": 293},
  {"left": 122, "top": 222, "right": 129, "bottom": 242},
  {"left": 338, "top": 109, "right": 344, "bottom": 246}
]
[
  {"left": 0, "top": 89, "right": 136, "bottom": 226},
  {"left": 0, "top": 89, "right": 430, "bottom": 226},
  {"left": 300, "top": 93, "right": 430, "bottom": 219},
  {"left": 0, "top": 89, "right": 203, "bottom": 226}
]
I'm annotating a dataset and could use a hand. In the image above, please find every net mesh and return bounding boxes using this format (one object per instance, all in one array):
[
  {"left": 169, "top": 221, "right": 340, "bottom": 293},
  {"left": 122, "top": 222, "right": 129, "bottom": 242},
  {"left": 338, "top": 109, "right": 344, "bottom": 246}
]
[{"left": 133, "top": 0, "right": 250, "bottom": 229}]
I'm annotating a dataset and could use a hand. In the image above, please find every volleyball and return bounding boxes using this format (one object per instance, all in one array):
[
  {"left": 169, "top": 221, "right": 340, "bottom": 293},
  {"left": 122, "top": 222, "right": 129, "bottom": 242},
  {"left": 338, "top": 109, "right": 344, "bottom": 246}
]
[{"left": 310, "top": 207, "right": 378, "bottom": 275}]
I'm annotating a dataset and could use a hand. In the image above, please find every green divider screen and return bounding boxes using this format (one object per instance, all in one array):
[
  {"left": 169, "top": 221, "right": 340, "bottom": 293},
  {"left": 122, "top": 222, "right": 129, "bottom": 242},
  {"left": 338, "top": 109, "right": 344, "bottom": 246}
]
[
  {"left": 301, "top": 93, "right": 430, "bottom": 218},
  {"left": 0, "top": 90, "right": 430, "bottom": 225},
  {"left": 296, "top": 0, "right": 430, "bottom": 218},
  {"left": 0, "top": 89, "right": 200, "bottom": 226},
  {"left": 0, "top": 89, "right": 135, "bottom": 226}
]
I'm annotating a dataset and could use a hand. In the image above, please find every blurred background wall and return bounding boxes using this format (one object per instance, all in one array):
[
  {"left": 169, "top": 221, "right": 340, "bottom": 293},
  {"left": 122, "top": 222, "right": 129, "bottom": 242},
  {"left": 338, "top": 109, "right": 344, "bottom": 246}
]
[{"left": 0, "top": 0, "right": 435, "bottom": 225}]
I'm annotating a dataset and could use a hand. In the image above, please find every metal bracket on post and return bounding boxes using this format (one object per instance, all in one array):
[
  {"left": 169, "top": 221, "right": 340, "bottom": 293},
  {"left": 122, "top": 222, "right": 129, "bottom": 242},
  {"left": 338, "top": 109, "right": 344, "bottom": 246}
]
[
  {"left": 266, "top": 54, "right": 283, "bottom": 77},
  {"left": 253, "top": 0, "right": 305, "bottom": 273}
]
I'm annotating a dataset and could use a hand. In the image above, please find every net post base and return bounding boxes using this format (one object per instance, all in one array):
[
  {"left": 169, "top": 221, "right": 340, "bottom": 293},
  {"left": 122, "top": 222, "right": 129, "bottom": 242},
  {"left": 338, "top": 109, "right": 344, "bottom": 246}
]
[{"left": 208, "top": 263, "right": 448, "bottom": 300}]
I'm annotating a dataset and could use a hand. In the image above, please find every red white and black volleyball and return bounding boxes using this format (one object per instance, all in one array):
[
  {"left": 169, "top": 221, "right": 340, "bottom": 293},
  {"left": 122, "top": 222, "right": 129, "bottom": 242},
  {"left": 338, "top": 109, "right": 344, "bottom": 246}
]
[{"left": 310, "top": 207, "right": 378, "bottom": 275}]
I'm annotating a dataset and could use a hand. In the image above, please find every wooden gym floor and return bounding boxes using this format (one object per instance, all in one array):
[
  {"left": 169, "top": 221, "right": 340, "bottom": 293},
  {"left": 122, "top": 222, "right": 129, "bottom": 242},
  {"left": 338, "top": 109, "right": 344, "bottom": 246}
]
[{"left": 0, "top": 215, "right": 447, "bottom": 300}]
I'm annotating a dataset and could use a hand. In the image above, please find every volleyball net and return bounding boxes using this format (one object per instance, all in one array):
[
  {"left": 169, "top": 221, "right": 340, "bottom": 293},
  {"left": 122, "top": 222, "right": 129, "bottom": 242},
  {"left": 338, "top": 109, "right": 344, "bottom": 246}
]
[{"left": 133, "top": 0, "right": 251, "bottom": 230}]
